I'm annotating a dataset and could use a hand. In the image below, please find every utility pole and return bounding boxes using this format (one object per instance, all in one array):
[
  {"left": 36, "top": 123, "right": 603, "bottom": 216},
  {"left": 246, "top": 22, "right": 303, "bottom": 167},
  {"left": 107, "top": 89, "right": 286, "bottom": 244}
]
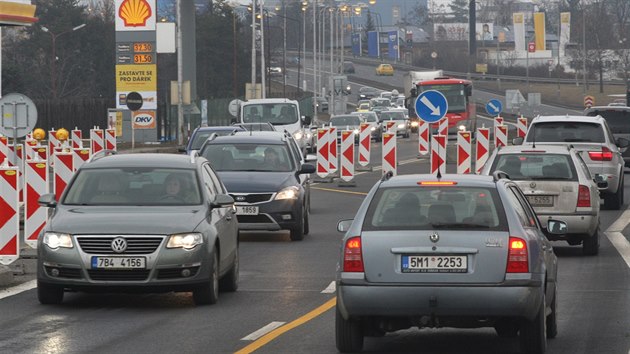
[
  {"left": 282, "top": 0, "right": 286, "bottom": 97},
  {"left": 251, "top": 0, "right": 257, "bottom": 98},
  {"left": 177, "top": 0, "right": 184, "bottom": 145},
  {"left": 582, "top": 10, "right": 587, "bottom": 93},
  {"left": 260, "top": 1, "right": 266, "bottom": 98},
  {"left": 313, "top": 0, "right": 318, "bottom": 123}
]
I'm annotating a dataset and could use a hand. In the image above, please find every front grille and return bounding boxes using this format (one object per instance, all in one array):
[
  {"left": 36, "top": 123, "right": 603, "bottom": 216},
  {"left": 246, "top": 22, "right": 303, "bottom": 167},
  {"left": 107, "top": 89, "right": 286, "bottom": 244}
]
[
  {"left": 45, "top": 266, "right": 82, "bottom": 279},
  {"left": 237, "top": 214, "right": 275, "bottom": 223},
  {"left": 157, "top": 267, "right": 200, "bottom": 279},
  {"left": 77, "top": 237, "right": 163, "bottom": 254},
  {"left": 231, "top": 193, "right": 274, "bottom": 204},
  {"left": 87, "top": 270, "right": 150, "bottom": 281}
]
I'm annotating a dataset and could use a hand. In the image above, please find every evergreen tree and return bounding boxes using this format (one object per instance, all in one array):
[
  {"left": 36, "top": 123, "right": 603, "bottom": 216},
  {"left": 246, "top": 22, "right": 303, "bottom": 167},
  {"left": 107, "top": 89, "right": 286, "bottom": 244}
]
[{"left": 450, "top": 0, "right": 469, "bottom": 22}]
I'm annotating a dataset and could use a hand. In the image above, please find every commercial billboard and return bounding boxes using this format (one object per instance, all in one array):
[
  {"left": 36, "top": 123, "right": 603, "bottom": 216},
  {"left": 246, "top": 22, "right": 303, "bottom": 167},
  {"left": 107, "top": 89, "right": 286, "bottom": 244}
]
[
  {"left": 433, "top": 23, "right": 494, "bottom": 41},
  {"left": 115, "top": 0, "right": 157, "bottom": 32}
]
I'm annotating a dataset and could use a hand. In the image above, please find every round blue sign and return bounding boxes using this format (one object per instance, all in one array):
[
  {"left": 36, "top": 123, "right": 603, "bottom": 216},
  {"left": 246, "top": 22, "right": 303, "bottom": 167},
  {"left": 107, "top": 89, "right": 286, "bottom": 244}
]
[
  {"left": 414, "top": 90, "right": 448, "bottom": 123},
  {"left": 485, "top": 99, "right": 503, "bottom": 116}
]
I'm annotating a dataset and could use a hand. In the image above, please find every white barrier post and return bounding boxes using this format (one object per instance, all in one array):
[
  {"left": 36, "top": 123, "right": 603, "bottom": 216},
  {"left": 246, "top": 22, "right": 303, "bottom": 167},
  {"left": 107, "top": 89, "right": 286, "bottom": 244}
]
[
  {"left": 382, "top": 132, "right": 397, "bottom": 176},
  {"left": 517, "top": 116, "right": 528, "bottom": 138},
  {"left": 48, "top": 129, "right": 59, "bottom": 155},
  {"left": 73, "top": 148, "right": 91, "bottom": 171},
  {"left": 457, "top": 131, "right": 472, "bottom": 174},
  {"left": 418, "top": 120, "right": 429, "bottom": 156},
  {"left": 24, "top": 160, "right": 48, "bottom": 249},
  {"left": 33, "top": 146, "right": 48, "bottom": 162},
  {"left": 431, "top": 134, "right": 446, "bottom": 176},
  {"left": 71, "top": 128, "right": 82, "bottom": 149},
  {"left": 90, "top": 128, "right": 104, "bottom": 155},
  {"left": 0, "top": 136, "right": 7, "bottom": 165},
  {"left": 495, "top": 125, "right": 508, "bottom": 148},
  {"left": 328, "top": 127, "right": 338, "bottom": 175},
  {"left": 316, "top": 128, "right": 330, "bottom": 179},
  {"left": 8, "top": 144, "right": 24, "bottom": 202},
  {"left": 0, "top": 166, "right": 19, "bottom": 265},
  {"left": 53, "top": 152, "right": 74, "bottom": 201},
  {"left": 438, "top": 117, "right": 449, "bottom": 138},
  {"left": 358, "top": 123, "right": 371, "bottom": 168},
  {"left": 493, "top": 116, "right": 504, "bottom": 146},
  {"left": 476, "top": 128, "right": 490, "bottom": 174},
  {"left": 338, "top": 130, "right": 356, "bottom": 186},
  {"left": 24, "top": 139, "right": 37, "bottom": 160},
  {"left": 106, "top": 129, "right": 117, "bottom": 151}
]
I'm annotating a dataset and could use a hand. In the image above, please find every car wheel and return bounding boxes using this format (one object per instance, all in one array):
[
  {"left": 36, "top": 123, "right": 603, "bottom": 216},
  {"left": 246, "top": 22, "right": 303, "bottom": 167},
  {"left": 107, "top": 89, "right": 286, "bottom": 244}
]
[
  {"left": 335, "top": 305, "right": 364, "bottom": 353},
  {"left": 289, "top": 207, "right": 305, "bottom": 241},
  {"left": 546, "top": 285, "right": 558, "bottom": 339},
  {"left": 37, "top": 281, "right": 64, "bottom": 305},
  {"left": 219, "top": 246, "right": 239, "bottom": 292},
  {"left": 582, "top": 224, "right": 600, "bottom": 256},
  {"left": 520, "top": 295, "right": 547, "bottom": 354},
  {"left": 193, "top": 247, "right": 219, "bottom": 305},
  {"left": 604, "top": 175, "right": 623, "bottom": 210}
]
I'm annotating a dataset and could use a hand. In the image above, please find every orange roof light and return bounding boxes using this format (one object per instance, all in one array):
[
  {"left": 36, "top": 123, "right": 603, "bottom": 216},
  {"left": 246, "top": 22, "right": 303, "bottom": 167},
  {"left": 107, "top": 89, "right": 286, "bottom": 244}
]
[{"left": 418, "top": 181, "right": 458, "bottom": 186}]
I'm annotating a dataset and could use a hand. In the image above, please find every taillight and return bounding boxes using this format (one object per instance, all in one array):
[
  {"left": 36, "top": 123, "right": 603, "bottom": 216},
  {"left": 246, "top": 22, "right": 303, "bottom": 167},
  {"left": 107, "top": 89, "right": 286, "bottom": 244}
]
[
  {"left": 588, "top": 146, "right": 613, "bottom": 161},
  {"left": 343, "top": 236, "right": 364, "bottom": 272},
  {"left": 506, "top": 236, "right": 529, "bottom": 273},
  {"left": 577, "top": 185, "right": 591, "bottom": 207}
]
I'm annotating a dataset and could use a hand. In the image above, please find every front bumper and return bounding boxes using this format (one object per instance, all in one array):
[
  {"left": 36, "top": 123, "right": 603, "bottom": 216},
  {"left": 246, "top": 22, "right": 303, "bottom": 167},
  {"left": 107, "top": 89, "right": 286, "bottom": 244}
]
[{"left": 236, "top": 198, "right": 302, "bottom": 231}]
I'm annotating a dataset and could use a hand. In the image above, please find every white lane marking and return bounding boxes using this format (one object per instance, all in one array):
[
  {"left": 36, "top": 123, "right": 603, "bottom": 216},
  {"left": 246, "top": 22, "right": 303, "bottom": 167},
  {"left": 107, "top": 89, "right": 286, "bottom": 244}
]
[
  {"left": 241, "top": 321, "right": 286, "bottom": 341},
  {"left": 0, "top": 279, "right": 37, "bottom": 300},
  {"left": 605, "top": 208, "right": 630, "bottom": 269},
  {"left": 321, "top": 281, "right": 335, "bottom": 294}
]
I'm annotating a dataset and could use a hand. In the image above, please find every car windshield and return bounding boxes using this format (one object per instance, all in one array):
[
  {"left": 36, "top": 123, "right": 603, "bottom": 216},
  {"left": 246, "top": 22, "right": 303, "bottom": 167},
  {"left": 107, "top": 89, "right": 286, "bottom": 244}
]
[
  {"left": 191, "top": 129, "right": 239, "bottom": 150},
  {"left": 379, "top": 111, "right": 406, "bottom": 121},
  {"left": 526, "top": 122, "right": 605, "bottom": 143},
  {"left": 363, "top": 187, "right": 507, "bottom": 231},
  {"left": 585, "top": 109, "right": 630, "bottom": 134},
  {"left": 201, "top": 143, "right": 294, "bottom": 172},
  {"left": 243, "top": 103, "right": 298, "bottom": 124},
  {"left": 330, "top": 116, "right": 361, "bottom": 127},
  {"left": 63, "top": 168, "right": 202, "bottom": 206},
  {"left": 352, "top": 112, "right": 378, "bottom": 122},
  {"left": 491, "top": 154, "right": 577, "bottom": 181},
  {"left": 371, "top": 99, "right": 391, "bottom": 107}
]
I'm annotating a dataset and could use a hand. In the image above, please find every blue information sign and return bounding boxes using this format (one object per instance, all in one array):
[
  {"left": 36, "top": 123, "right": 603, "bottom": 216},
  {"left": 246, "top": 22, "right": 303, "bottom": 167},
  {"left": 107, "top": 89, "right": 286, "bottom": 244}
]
[
  {"left": 486, "top": 99, "right": 503, "bottom": 116},
  {"left": 414, "top": 90, "right": 448, "bottom": 123}
]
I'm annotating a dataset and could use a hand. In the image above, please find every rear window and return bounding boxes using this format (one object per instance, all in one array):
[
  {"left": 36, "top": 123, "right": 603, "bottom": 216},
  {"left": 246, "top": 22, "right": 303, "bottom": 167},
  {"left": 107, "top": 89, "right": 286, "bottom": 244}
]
[
  {"left": 362, "top": 187, "right": 507, "bottom": 231},
  {"left": 585, "top": 109, "right": 630, "bottom": 134},
  {"left": 491, "top": 154, "right": 578, "bottom": 181},
  {"left": 526, "top": 122, "right": 605, "bottom": 143}
]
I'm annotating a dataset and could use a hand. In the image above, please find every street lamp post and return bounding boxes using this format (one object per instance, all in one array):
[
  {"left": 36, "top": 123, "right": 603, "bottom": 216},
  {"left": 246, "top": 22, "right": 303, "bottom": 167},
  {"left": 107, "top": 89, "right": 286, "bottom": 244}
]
[
  {"left": 41, "top": 23, "right": 86, "bottom": 99},
  {"left": 251, "top": 0, "right": 257, "bottom": 98}
]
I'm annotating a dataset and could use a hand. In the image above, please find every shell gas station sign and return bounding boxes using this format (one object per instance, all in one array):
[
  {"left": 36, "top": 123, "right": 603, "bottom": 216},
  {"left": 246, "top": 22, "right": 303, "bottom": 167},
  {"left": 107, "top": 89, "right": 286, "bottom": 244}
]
[{"left": 115, "top": 0, "right": 156, "bottom": 32}]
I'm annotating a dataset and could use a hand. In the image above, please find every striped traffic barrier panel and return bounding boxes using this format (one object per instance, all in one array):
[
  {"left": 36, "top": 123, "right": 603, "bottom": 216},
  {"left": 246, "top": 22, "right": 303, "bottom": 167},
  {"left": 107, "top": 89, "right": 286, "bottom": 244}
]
[
  {"left": 431, "top": 135, "right": 447, "bottom": 176},
  {"left": 385, "top": 121, "right": 396, "bottom": 134},
  {"left": 0, "top": 136, "right": 7, "bottom": 165},
  {"left": 48, "top": 129, "right": 59, "bottom": 155},
  {"left": 382, "top": 132, "right": 397, "bottom": 176},
  {"left": 33, "top": 146, "right": 48, "bottom": 162},
  {"left": 25, "top": 132, "right": 33, "bottom": 140},
  {"left": 493, "top": 116, "right": 503, "bottom": 146},
  {"left": 24, "top": 160, "right": 48, "bottom": 249},
  {"left": 457, "top": 131, "right": 472, "bottom": 174},
  {"left": 53, "top": 152, "right": 74, "bottom": 201},
  {"left": 316, "top": 128, "right": 330, "bottom": 178},
  {"left": 8, "top": 144, "right": 24, "bottom": 202},
  {"left": 517, "top": 116, "right": 528, "bottom": 138},
  {"left": 476, "top": 128, "right": 490, "bottom": 174},
  {"left": 339, "top": 130, "right": 355, "bottom": 185},
  {"left": 358, "top": 123, "right": 371, "bottom": 167},
  {"left": 438, "top": 117, "right": 448, "bottom": 137},
  {"left": 71, "top": 128, "right": 83, "bottom": 149},
  {"left": 0, "top": 166, "right": 19, "bottom": 265},
  {"left": 418, "top": 120, "right": 429, "bottom": 156},
  {"left": 90, "top": 128, "right": 105, "bottom": 155},
  {"left": 495, "top": 125, "right": 508, "bottom": 148},
  {"left": 73, "top": 148, "right": 91, "bottom": 171},
  {"left": 106, "top": 129, "right": 117, "bottom": 151},
  {"left": 328, "top": 126, "right": 338, "bottom": 175},
  {"left": 24, "top": 139, "right": 38, "bottom": 160}
]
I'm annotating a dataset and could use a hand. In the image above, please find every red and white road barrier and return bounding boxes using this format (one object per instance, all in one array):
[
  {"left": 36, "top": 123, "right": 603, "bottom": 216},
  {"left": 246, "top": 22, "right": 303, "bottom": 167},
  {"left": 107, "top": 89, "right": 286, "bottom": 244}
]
[
  {"left": 382, "top": 132, "right": 397, "bottom": 176},
  {"left": 24, "top": 139, "right": 37, "bottom": 160},
  {"left": 106, "top": 129, "right": 117, "bottom": 151},
  {"left": 431, "top": 135, "right": 447, "bottom": 176},
  {"left": 358, "top": 123, "right": 371, "bottom": 167},
  {"left": 90, "top": 128, "right": 104, "bottom": 155},
  {"left": 0, "top": 136, "right": 8, "bottom": 165},
  {"left": 476, "top": 128, "right": 490, "bottom": 174},
  {"left": 494, "top": 116, "right": 504, "bottom": 127},
  {"left": 495, "top": 125, "right": 508, "bottom": 148},
  {"left": 328, "top": 127, "right": 338, "bottom": 174},
  {"left": 71, "top": 128, "right": 83, "bottom": 149},
  {"left": 73, "top": 148, "right": 91, "bottom": 171},
  {"left": 53, "top": 152, "right": 74, "bottom": 201},
  {"left": 48, "top": 129, "right": 59, "bottom": 155},
  {"left": 385, "top": 121, "right": 396, "bottom": 134},
  {"left": 8, "top": 144, "right": 24, "bottom": 202},
  {"left": 0, "top": 166, "right": 19, "bottom": 265},
  {"left": 438, "top": 117, "right": 448, "bottom": 137},
  {"left": 32, "top": 146, "right": 48, "bottom": 162},
  {"left": 340, "top": 130, "right": 355, "bottom": 182},
  {"left": 316, "top": 128, "right": 330, "bottom": 178},
  {"left": 517, "top": 116, "right": 528, "bottom": 138},
  {"left": 457, "top": 131, "right": 472, "bottom": 174},
  {"left": 418, "top": 120, "right": 429, "bottom": 156},
  {"left": 24, "top": 160, "right": 48, "bottom": 249}
]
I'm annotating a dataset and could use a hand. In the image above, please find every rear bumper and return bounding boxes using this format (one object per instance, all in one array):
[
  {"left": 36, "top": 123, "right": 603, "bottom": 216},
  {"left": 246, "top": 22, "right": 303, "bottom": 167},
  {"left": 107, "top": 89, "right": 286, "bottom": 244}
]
[{"left": 537, "top": 213, "right": 598, "bottom": 236}]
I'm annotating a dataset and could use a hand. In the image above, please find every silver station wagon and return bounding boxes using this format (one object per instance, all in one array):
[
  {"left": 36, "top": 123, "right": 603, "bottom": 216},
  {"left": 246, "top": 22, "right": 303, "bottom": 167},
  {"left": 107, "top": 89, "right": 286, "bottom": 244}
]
[
  {"left": 482, "top": 145, "right": 601, "bottom": 255},
  {"left": 335, "top": 173, "right": 566, "bottom": 354}
]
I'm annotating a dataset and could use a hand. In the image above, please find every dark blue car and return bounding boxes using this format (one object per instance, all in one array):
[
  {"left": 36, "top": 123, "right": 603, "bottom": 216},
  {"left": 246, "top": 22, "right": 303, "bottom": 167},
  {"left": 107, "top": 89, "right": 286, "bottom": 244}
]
[{"left": 181, "top": 126, "right": 245, "bottom": 154}]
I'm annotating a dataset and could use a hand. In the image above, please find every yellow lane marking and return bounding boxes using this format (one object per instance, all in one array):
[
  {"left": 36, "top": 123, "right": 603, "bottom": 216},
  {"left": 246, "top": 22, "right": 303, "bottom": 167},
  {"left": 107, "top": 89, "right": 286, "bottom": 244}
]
[
  {"left": 235, "top": 297, "right": 337, "bottom": 354},
  {"left": 311, "top": 187, "right": 368, "bottom": 196}
]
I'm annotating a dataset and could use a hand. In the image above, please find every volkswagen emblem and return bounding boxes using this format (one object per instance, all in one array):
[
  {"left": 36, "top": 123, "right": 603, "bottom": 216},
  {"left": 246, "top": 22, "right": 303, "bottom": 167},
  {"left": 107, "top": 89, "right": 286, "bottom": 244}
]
[
  {"left": 235, "top": 196, "right": 246, "bottom": 202},
  {"left": 530, "top": 182, "right": 536, "bottom": 189},
  {"left": 111, "top": 237, "right": 127, "bottom": 253},
  {"left": 429, "top": 233, "right": 439, "bottom": 243}
]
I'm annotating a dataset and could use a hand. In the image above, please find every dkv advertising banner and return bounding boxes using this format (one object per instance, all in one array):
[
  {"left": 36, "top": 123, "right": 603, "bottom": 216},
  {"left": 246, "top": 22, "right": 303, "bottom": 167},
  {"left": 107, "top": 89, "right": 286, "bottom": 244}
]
[
  {"left": 388, "top": 31, "right": 398, "bottom": 60},
  {"left": 132, "top": 110, "right": 156, "bottom": 129}
]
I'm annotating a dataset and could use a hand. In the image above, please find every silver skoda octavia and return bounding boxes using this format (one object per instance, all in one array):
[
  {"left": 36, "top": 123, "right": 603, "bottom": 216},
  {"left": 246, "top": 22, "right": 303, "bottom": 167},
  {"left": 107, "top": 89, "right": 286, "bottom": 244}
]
[
  {"left": 335, "top": 173, "right": 566, "bottom": 354},
  {"left": 37, "top": 153, "right": 239, "bottom": 306}
]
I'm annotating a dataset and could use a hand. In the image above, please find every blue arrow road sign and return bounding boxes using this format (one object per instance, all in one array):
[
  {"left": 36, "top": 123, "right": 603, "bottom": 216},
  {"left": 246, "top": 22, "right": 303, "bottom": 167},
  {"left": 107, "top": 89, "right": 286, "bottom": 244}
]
[
  {"left": 486, "top": 99, "right": 503, "bottom": 116},
  {"left": 414, "top": 90, "right": 448, "bottom": 123}
]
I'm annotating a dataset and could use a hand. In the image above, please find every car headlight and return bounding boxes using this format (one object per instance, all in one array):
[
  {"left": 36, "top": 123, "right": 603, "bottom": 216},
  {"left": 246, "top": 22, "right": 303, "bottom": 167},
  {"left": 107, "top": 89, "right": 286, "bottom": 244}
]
[
  {"left": 167, "top": 233, "right": 203, "bottom": 249},
  {"left": 370, "top": 126, "right": 376, "bottom": 131},
  {"left": 353, "top": 129, "right": 359, "bottom": 134},
  {"left": 293, "top": 132, "right": 303, "bottom": 140},
  {"left": 458, "top": 125, "right": 466, "bottom": 131},
  {"left": 43, "top": 232, "right": 73, "bottom": 249},
  {"left": 411, "top": 121, "right": 419, "bottom": 127},
  {"left": 397, "top": 123, "right": 405, "bottom": 129},
  {"left": 306, "top": 132, "right": 312, "bottom": 139},
  {"left": 275, "top": 186, "right": 299, "bottom": 200}
]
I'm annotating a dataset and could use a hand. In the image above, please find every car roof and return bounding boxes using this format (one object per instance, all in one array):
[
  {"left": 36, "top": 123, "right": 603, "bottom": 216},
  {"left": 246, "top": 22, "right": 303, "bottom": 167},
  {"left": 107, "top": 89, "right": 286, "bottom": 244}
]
[
  {"left": 531, "top": 114, "right": 605, "bottom": 123},
  {"left": 495, "top": 145, "right": 572, "bottom": 155},
  {"left": 206, "top": 131, "right": 289, "bottom": 145},
  {"left": 195, "top": 126, "right": 244, "bottom": 132},
  {"left": 82, "top": 153, "right": 198, "bottom": 169},
  {"left": 379, "top": 174, "right": 499, "bottom": 189}
]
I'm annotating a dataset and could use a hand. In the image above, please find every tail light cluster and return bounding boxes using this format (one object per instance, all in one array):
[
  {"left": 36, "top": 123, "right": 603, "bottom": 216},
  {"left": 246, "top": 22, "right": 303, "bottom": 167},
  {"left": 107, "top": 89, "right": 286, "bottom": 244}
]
[
  {"left": 343, "top": 236, "right": 364, "bottom": 272},
  {"left": 577, "top": 185, "right": 591, "bottom": 207},
  {"left": 506, "top": 236, "right": 529, "bottom": 273},
  {"left": 588, "top": 146, "right": 613, "bottom": 161}
]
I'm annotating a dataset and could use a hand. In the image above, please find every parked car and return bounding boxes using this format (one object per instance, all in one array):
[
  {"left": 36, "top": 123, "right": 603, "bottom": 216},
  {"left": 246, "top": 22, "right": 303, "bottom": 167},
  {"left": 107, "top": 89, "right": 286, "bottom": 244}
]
[
  {"left": 482, "top": 145, "right": 601, "bottom": 255},
  {"left": 199, "top": 131, "right": 315, "bottom": 241},
  {"left": 584, "top": 105, "right": 630, "bottom": 167},
  {"left": 358, "top": 86, "right": 378, "bottom": 100},
  {"left": 335, "top": 173, "right": 565, "bottom": 353},
  {"left": 514, "top": 114, "right": 629, "bottom": 209},
  {"left": 379, "top": 110, "right": 410, "bottom": 138},
  {"left": 350, "top": 111, "right": 381, "bottom": 141},
  {"left": 181, "top": 126, "right": 245, "bottom": 155},
  {"left": 375, "top": 63, "right": 394, "bottom": 76},
  {"left": 340, "top": 61, "right": 355, "bottom": 74},
  {"left": 36, "top": 153, "right": 239, "bottom": 305}
]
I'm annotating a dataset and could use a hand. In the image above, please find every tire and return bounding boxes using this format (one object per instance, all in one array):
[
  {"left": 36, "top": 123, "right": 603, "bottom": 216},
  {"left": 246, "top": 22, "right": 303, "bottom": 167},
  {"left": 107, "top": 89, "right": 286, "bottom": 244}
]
[
  {"left": 520, "top": 296, "right": 547, "bottom": 354},
  {"left": 546, "top": 287, "right": 558, "bottom": 339},
  {"left": 289, "top": 206, "right": 305, "bottom": 241},
  {"left": 604, "top": 175, "right": 623, "bottom": 210},
  {"left": 303, "top": 206, "right": 310, "bottom": 235},
  {"left": 219, "top": 246, "right": 239, "bottom": 292},
  {"left": 582, "top": 226, "right": 600, "bottom": 256},
  {"left": 37, "top": 281, "right": 64, "bottom": 305},
  {"left": 193, "top": 248, "right": 219, "bottom": 305},
  {"left": 335, "top": 305, "right": 364, "bottom": 353}
]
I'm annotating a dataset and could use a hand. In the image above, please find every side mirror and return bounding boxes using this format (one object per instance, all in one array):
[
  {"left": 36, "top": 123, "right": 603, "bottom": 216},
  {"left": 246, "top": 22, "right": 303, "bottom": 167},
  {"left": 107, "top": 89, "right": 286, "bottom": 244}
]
[
  {"left": 210, "top": 194, "right": 234, "bottom": 208},
  {"left": 298, "top": 163, "right": 316, "bottom": 174},
  {"left": 38, "top": 193, "right": 57, "bottom": 208},
  {"left": 616, "top": 137, "right": 629, "bottom": 148},
  {"left": 337, "top": 219, "right": 353, "bottom": 233},
  {"left": 547, "top": 219, "right": 568, "bottom": 236},
  {"left": 512, "top": 137, "right": 524, "bottom": 145},
  {"left": 302, "top": 115, "right": 312, "bottom": 126}
]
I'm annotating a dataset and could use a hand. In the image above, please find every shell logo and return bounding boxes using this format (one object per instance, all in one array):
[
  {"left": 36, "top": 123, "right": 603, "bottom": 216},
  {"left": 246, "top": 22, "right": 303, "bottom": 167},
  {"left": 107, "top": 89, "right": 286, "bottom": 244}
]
[{"left": 119, "top": 0, "right": 152, "bottom": 27}]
